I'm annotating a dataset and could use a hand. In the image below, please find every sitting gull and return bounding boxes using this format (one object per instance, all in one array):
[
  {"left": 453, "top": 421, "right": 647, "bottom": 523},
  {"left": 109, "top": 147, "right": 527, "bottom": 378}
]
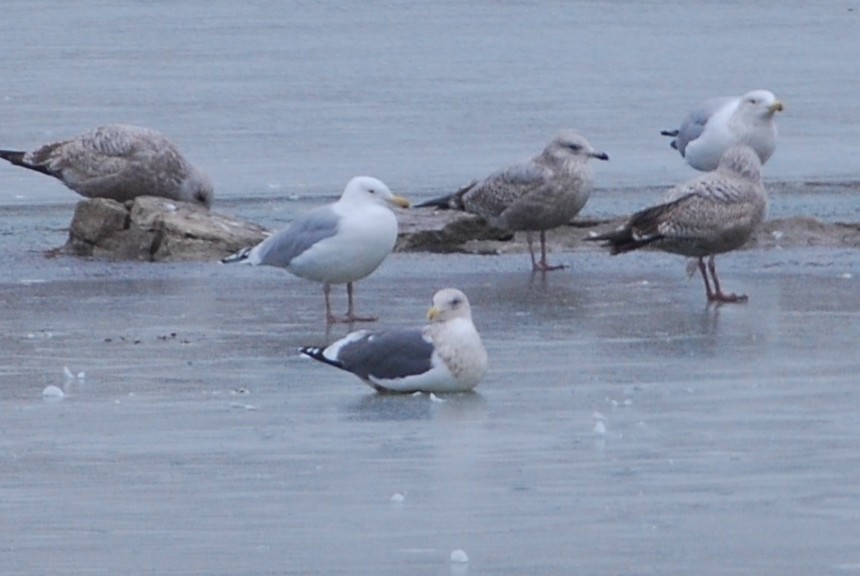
[
  {"left": 223, "top": 176, "right": 410, "bottom": 323},
  {"left": 660, "top": 89, "right": 783, "bottom": 171},
  {"left": 0, "top": 124, "right": 214, "bottom": 207},
  {"left": 299, "top": 288, "right": 487, "bottom": 393},
  {"left": 587, "top": 145, "right": 767, "bottom": 304},
  {"left": 415, "top": 130, "right": 608, "bottom": 271}
]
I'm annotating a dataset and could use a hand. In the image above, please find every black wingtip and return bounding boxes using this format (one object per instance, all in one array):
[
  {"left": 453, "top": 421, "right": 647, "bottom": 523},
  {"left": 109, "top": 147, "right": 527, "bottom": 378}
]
[
  {"left": 660, "top": 129, "right": 679, "bottom": 138},
  {"left": 221, "top": 247, "right": 251, "bottom": 264},
  {"left": 298, "top": 346, "right": 344, "bottom": 369},
  {"left": 414, "top": 193, "right": 455, "bottom": 209},
  {"left": 0, "top": 150, "right": 54, "bottom": 177},
  {"left": 584, "top": 229, "right": 650, "bottom": 255}
]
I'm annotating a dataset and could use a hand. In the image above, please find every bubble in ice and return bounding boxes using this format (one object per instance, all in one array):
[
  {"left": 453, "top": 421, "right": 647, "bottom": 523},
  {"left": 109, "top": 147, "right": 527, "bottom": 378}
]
[
  {"left": 42, "top": 385, "right": 65, "bottom": 399},
  {"left": 593, "top": 411, "right": 606, "bottom": 436},
  {"left": 450, "top": 549, "right": 469, "bottom": 563},
  {"left": 63, "top": 366, "right": 85, "bottom": 381}
]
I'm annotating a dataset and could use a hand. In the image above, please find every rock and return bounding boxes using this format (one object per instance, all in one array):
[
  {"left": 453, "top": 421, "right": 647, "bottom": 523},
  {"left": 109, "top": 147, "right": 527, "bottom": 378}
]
[
  {"left": 59, "top": 193, "right": 860, "bottom": 262},
  {"left": 397, "top": 209, "right": 860, "bottom": 255},
  {"left": 61, "top": 196, "right": 268, "bottom": 262},
  {"left": 395, "top": 207, "right": 513, "bottom": 253},
  {"left": 756, "top": 217, "right": 860, "bottom": 248}
]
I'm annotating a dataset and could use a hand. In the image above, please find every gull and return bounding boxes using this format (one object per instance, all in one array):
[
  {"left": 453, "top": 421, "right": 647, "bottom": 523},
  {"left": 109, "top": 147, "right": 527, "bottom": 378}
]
[
  {"left": 299, "top": 288, "right": 487, "bottom": 393},
  {"left": 661, "top": 89, "right": 783, "bottom": 171},
  {"left": 223, "top": 176, "right": 409, "bottom": 323},
  {"left": 0, "top": 124, "right": 213, "bottom": 207},
  {"left": 416, "top": 130, "right": 608, "bottom": 271},
  {"left": 588, "top": 145, "right": 767, "bottom": 304}
]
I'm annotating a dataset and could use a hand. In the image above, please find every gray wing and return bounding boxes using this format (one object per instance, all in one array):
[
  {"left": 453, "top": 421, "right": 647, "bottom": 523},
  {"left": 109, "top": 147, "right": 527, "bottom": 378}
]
[
  {"left": 637, "top": 181, "right": 762, "bottom": 251},
  {"left": 673, "top": 96, "right": 736, "bottom": 155},
  {"left": 463, "top": 160, "right": 552, "bottom": 218},
  {"left": 333, "top": 328, "right": 435, "bottom": 380},
  {"left": 22, "top": 125, "right": 188, "bottom": 200},
  {"left": 251, "top": 206, "right": 341, "bottom": 266}
]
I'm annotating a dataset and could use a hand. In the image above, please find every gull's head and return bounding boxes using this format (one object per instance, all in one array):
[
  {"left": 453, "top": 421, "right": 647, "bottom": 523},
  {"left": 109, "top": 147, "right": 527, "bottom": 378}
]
[
  {"left": 341, "top": 176, "right": 410, "bottom": 209},
  {"left": 427, "top": 288, "right": 473, "bottom": 323},
  {"left": 740, "top": 89, "right": 784, "bottom": 118},
  {"left": 547, "top": 129, "right": 610, "bottom": 162},
  {"left": 717, "top": 145, "right": 763, "bottom": 183},
  {"left": 181, "top": 167, "right": 214, "bottom": 209}
]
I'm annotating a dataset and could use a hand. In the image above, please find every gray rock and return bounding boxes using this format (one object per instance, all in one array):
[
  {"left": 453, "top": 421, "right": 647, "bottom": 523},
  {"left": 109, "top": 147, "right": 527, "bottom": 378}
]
[
  {"left": 62, "top": 196, "right": 268, "bottom": 261},
  {"left": 395, "top": 207, "right": 513, "bottom": 253}
]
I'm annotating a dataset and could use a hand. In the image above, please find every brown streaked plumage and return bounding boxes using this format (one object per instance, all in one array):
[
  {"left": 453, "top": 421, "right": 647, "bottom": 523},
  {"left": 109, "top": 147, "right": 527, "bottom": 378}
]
[
  {"left": 588, "top": 145, "right": 767, "bottom": 303},
  {"left": 0, "top": 124, "right": 213, "bottom": 208},
  {"left": 416, "top": 130, "right": 608, "bottom": 271}
]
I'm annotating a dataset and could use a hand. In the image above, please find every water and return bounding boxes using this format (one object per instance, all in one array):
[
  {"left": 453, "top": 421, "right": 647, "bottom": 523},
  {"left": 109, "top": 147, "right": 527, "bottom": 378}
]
[
  {"left": 1, "top": 250, "right": 859, "bottom": 575},
  {"left": 1, "top": 1, "right": 859, "bottom": 207},
  {"left": 2, "top": 3, "right": 860, "bottom": 575}
]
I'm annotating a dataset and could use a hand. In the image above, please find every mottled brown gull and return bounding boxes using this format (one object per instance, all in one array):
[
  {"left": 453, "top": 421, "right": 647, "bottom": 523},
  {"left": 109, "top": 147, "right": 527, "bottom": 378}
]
[
  {"left": 660, "top": 89, "right": 783, "bottom": 171},
  {"left": 299, "top": 288, "right": 487, "bottom": 393},
  {"left": 222, "top": 176, "right": 410, "bottom": 324},
  {"left": 0, "top": 124, "right": 213, "bottom": 208},
  {"left": 416, "top": 130, "right": 608, "bottom": 271},
  {"left": 588, "top": 145, "right": 767, "bottom": 304}
]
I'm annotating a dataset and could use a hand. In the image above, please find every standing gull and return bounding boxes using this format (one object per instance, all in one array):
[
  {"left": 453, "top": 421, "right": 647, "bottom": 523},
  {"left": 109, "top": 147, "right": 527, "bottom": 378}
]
[
  {"left": 0, "top": 124, "right": 214, "bottom": 207},
  {"left": 299, "top": 288, "right": 487, "bottom": 393},
  {"left": 416, "top": 130, "right": 608, "bottom": 271},
  {"left": 223, "top": 176, "right": 410, "bottom": 323},
  {"left": 587, "top": 145, "right": 767, "bottom": 304},
  {"left": 661, "top": 89, "right": 783, "bottom": 171}
]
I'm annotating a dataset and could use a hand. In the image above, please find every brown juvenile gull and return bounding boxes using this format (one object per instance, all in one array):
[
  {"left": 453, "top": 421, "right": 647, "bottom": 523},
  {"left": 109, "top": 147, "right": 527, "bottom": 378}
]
[
  {"left": 660, "top": 89, "right": 784, "bottom": 171},
  {"left": 222, "top": 176, "right": 410, "bottom": 324},
  {"left": 0, "top": 124, "right": 214, "bottom": 208},
  {"left": 415, "top": 130, "right": 608, "bottom": 271},
  {"left": 587, "top": 145, "right": 767, "bottom": 304},
  {"left": 299, "top": 288, "right": 487, "bottom": 393}
]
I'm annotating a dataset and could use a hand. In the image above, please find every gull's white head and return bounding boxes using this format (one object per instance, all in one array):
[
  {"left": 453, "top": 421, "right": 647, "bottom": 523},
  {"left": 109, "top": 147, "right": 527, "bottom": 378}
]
[
  {"left": 427, "top": 288, "right": 474, "bottom": 323},
  {"left": 738, "top": 89, "right": 784, "bottom": 119},
  {"left": 340, "top": 176, "right": 410, "bottom": 209},
  {"left": 546, "top": 130, "right": 610, "bottom": 162},
  {"left": 180, "top": 166, "right": 214, "bottom": 208}
]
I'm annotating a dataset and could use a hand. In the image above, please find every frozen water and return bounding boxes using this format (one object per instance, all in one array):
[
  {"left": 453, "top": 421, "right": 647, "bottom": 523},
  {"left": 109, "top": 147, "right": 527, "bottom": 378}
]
[
  {"left": 1, "top": 2, "right": 859, "bottom": 575},
  {"left": 41, "top": 385, "right": 65, "bottom": 399},
  {"left": 450, "top": 549, "right": 469, "bottom": 563},
  {"left": 2, "top": 246, "right": 858, "bottom": 575}
]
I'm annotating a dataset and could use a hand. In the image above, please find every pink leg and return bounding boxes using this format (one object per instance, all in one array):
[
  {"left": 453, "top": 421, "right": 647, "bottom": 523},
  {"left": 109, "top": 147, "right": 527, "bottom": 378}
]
[
  {"left": 526, "top": 232, "right": 539, "bottom": 270},
  {"left": 343, "top": 282, "right": 378, "bottom": 323},
  {"left": 707, "top": 255, "right": 747, "bottom": 303},
  {"left": 323, "top": 283, "right": 337, "bottom": 324},
  {"left": 529, "top": 231, "right": 565, "bottom": 272},
  {"left": 697, "top": 257, "right": 715, "bottom": 301}
]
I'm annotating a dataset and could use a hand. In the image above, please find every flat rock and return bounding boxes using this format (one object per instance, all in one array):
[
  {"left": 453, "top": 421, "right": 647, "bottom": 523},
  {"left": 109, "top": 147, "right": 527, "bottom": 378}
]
[
  {"left": 61, "top": 196, "right": 268, "bottom": 262},
  {"left": 58, "top": 193, "right": 860, "bottom": 262},
  {"left": 397, "top": 209, "right": 860, "bottom": 254},
  {"left": 395, "top": 207, "right": 512, "bottom": 252}
]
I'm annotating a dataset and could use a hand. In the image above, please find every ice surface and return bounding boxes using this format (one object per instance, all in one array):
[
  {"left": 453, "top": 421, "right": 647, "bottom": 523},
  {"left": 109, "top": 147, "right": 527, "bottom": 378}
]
[{"left": 450, "top": 549, "right": 469, "bottom": 563}]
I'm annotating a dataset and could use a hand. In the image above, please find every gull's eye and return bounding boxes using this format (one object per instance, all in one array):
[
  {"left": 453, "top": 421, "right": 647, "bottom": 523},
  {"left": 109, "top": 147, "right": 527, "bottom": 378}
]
[{"left": 450, "top": 297, "right": 462, "bottom": 307}]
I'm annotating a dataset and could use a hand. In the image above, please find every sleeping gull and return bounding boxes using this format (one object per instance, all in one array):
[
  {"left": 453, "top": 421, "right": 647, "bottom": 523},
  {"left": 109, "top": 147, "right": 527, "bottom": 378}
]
[
  {"left": 660, "top": 89, "right": 783, "bottom": 171},
  {"left": 415, "top": 130, "right": 608, "bottom": 271},
  {"left": 0, "top": 124, "right": 213, "bottom": 207},
  {"left": 222, "top": 176, "right": 410, "bottom": 323},
  {"left": 299, "top": 288, "right": 487, "bottom": 393},
  {"left": 587, "top": 145, "right": 767, "bottom": 304}
]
